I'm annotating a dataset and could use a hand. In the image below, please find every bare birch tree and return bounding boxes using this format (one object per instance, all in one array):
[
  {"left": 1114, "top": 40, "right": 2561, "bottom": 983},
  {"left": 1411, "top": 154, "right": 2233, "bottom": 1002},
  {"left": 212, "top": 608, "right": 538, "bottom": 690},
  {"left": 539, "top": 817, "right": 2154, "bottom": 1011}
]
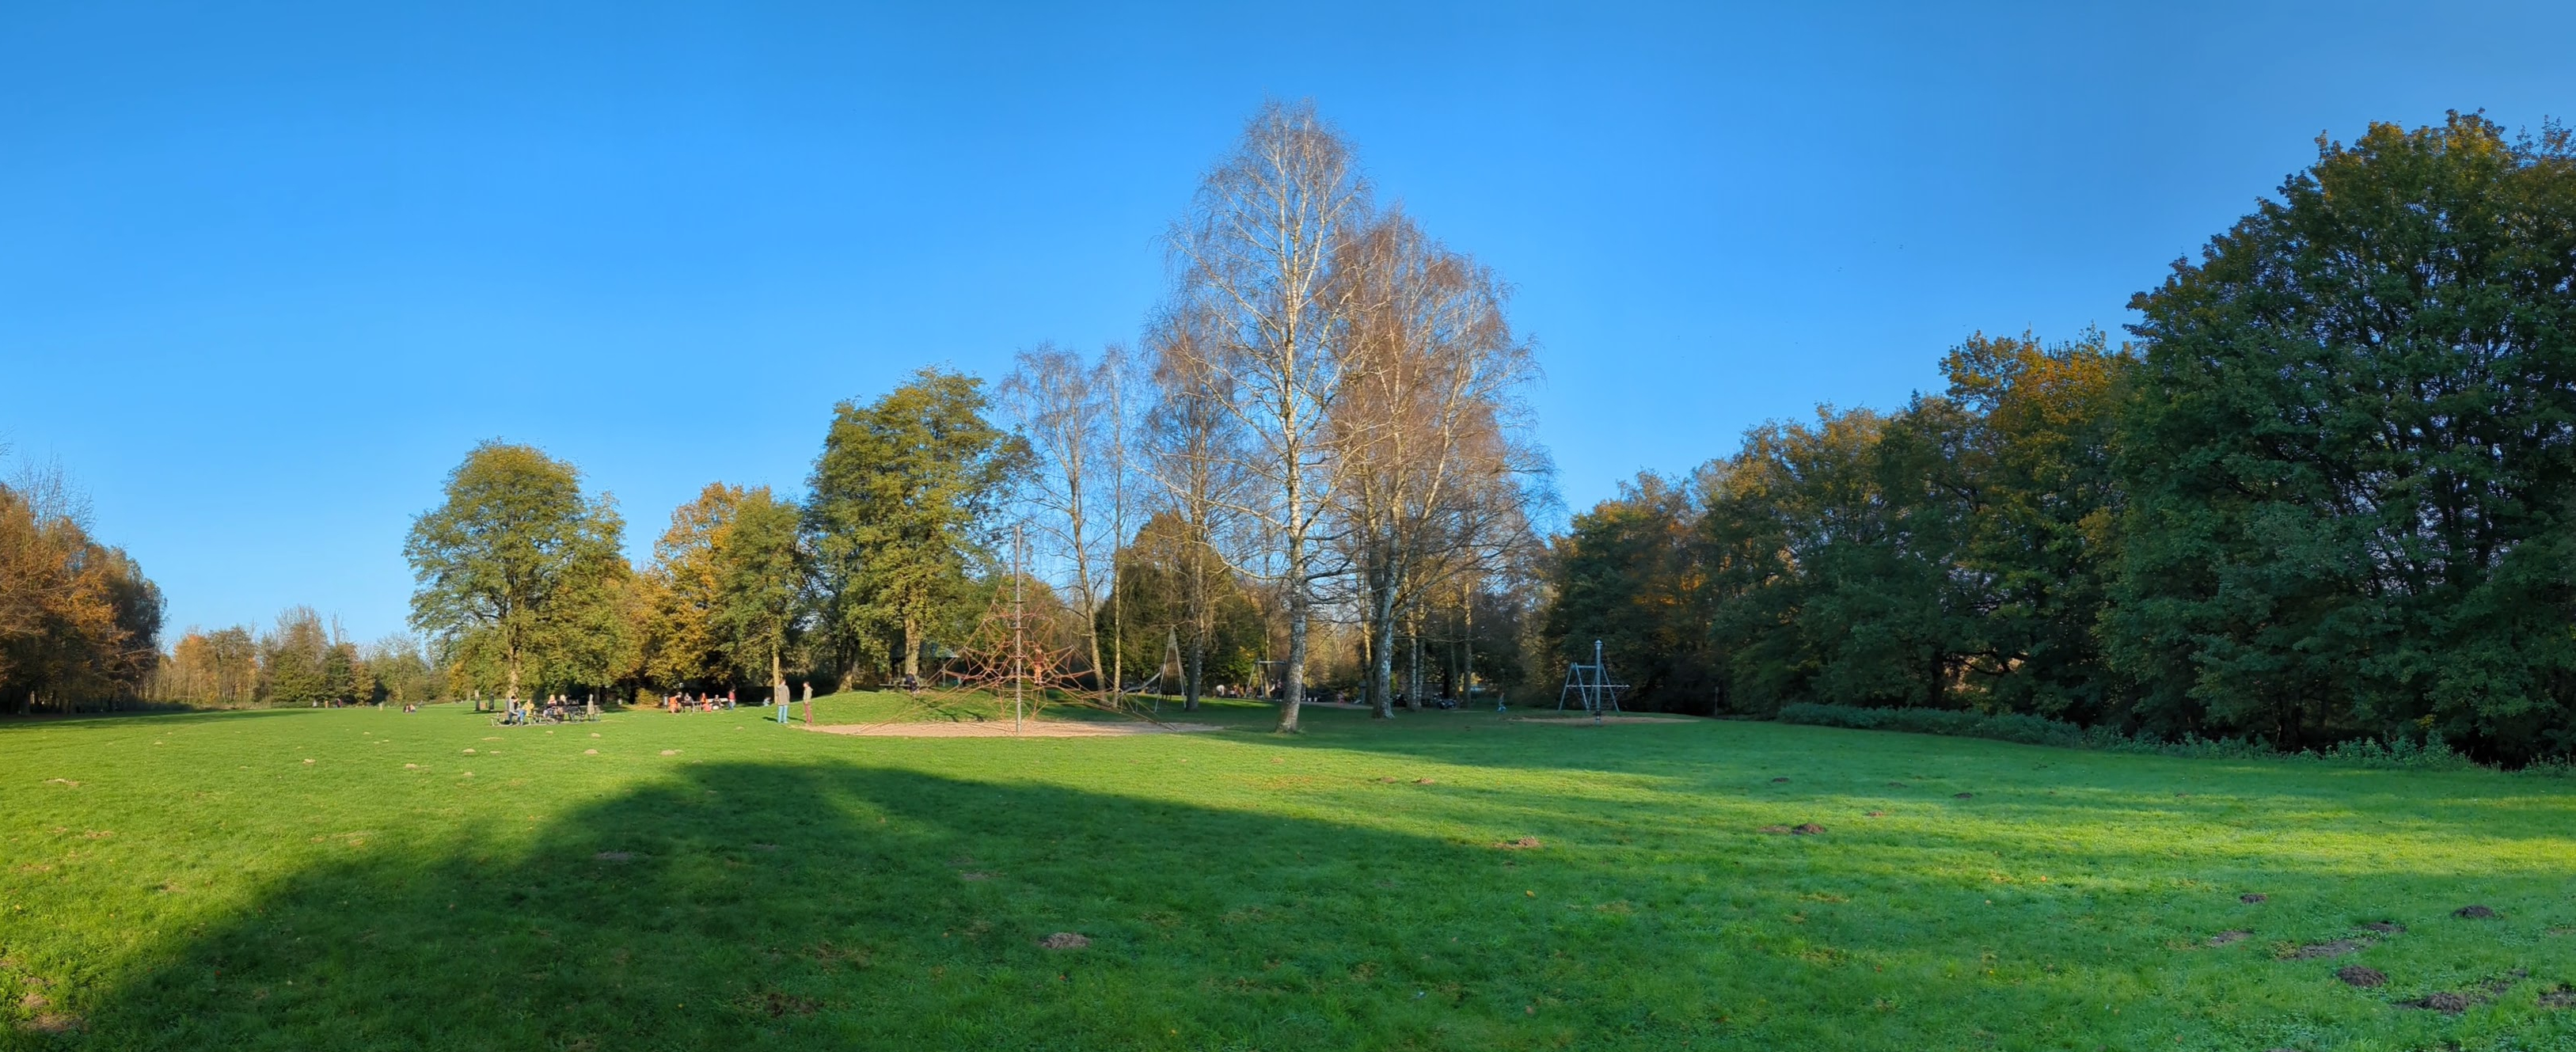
[
  {"left": 1161, "top": 100, "right": 1372, "bottom": 732},
  {"left": 1143, "top": 303, "right": 1252, "bottom": 712},
  {"left": 1001, "top": 344, "right": 1115, "bottom": 691},
  {"left": 1328, "top": 209, "right": 1541, "bottom": 717}
]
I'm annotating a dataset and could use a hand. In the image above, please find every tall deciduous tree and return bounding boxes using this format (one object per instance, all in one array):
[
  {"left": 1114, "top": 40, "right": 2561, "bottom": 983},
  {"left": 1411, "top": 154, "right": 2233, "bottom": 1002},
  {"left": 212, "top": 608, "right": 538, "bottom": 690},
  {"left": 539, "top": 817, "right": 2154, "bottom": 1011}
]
[
  {"left": 1001, "top": 344, "right": 1119, "bottom": 691},
  {"left": 2111, "top": 113, "right": 2576, "bottom": 758},
  {"left": 1142, "top": 306, "right": 1252, "bottom": 712},
  {"left": 807, "top": 368, "right": 1026, "bottom": 686},
  {"left": 0, "top": 459, "right": 162, "bottom": 712},
  {"left": 405, "top": 442, "right": 629, "bottom": 709},
  {"left": 1328, "top": 208, "right": 1543, "bottom": 717},
  {"left": 643, "top": 483, "right": 743, "bottom": 689},
  {"left": 713, "top": 487, "right": 806, "bottom": 706},
  {"left": 1162, "top": 99, "right": 1373, "bottom": 732}
]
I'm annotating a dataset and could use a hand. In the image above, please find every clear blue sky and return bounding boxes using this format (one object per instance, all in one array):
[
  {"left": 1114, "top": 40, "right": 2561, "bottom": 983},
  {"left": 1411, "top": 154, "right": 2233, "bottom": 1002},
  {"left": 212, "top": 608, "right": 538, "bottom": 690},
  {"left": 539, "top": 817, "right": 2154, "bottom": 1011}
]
[{"left": 6, "top": 1, "right": 2571, "bottom": 643}]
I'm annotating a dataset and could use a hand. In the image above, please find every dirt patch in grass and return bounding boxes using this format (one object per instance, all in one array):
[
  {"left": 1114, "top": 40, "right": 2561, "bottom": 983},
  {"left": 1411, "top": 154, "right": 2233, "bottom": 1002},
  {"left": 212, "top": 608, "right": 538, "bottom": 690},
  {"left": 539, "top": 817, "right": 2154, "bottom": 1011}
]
[
  {"left": 747, "top": 991, "right": 820, "bottom": 1017},
  {"left": 808, "top": 721, "right": 1221, "bottom": 738},
  {"left": 2399, "top": 970, "right": 2525, "bottom": 1012},
  {"left": 2240, "top": 893, "right": 2267, "bottom": 903},
  {"left": 958, "top": 872, "right": 994, "bottom": 881},
  {"left": 1791, "top": 823, "right": 1825, "bottom": 835},
  {"left": 2540, "top": 986, "right": 2576, "bottom": 1008},
  {"left": 1506, "top": 715, "right": 1693, "bottom": 726},
  {"left": 2206, "top": 930, "right": 2250, "bottom": 947},
  {"left": 2356, "top": 921, "right": 2404, "bottom": 934},
  {"left": 2453, "top": 904, "right": 2498, "bottom": 919},
  {"left": 2403, "top": 991, "right": 2474, "bottom": 1013},
  {"left": 2335, "top": 967, "right": 2386, "bottom": 988},
  {"left": 1493, "top": 837, "right": 1544, "bottom": 850},
  {"left": 1039, "top": 932, "right": 1089, "bottom": 950},
  {"left": 1953, "top": 792, "right": 1974, "bottom": 799},
  {"left": 2286, "top": 939, "right": 2369, "bottom": 959}
]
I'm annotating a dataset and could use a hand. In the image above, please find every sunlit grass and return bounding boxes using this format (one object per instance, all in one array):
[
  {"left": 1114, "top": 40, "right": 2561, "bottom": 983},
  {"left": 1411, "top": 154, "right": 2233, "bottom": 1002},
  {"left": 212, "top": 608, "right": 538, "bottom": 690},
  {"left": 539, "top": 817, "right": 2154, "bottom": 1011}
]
[{"left": 2, "top": 699, "right": 2573, "bottom": 1050}]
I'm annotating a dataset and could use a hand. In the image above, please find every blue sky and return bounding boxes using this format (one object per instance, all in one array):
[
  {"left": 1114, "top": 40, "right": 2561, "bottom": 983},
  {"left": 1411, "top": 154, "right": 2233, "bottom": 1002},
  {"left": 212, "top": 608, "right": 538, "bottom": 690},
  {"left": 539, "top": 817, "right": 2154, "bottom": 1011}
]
[{"left": 5, "top": 1, "right": 2572, "bottom": 643}]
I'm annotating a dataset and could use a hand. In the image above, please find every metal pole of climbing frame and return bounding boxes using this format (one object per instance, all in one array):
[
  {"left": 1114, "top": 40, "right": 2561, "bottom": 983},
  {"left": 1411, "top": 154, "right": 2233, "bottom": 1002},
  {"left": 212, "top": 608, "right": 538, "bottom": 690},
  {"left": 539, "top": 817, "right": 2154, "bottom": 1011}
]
[{"left": 1014, "top": 523, "right": 1025, "bottom": 736}]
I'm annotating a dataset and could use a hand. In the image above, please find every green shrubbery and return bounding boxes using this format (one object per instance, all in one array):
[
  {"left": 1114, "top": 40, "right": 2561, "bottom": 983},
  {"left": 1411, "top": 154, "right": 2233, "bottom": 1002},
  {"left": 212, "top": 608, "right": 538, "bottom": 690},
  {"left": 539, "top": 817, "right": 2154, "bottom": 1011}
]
[{"left": 1771, "top": 702, "right": 2535, "bottom": 773}]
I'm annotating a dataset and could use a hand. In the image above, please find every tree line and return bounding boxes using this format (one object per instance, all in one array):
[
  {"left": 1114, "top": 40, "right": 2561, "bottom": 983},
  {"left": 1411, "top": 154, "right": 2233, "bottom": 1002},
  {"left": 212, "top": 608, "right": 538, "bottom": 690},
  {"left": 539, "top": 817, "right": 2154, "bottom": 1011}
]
[
  {"left": 382, "top": 101, "right": 1554, "bottom": 726},
  {"left": 1546, "top": 113, "right": 2576, "bottom": 763},
  {"left": 0, "top": 457, "right": 162, "bottom": 713}
]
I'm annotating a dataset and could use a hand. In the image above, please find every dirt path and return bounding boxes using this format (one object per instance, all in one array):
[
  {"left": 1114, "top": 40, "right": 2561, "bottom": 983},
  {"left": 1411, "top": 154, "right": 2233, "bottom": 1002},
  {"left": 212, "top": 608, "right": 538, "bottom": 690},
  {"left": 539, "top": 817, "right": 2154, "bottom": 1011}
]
[{"left": 805, "top": 720, "right": 1225, "bottom": 738}]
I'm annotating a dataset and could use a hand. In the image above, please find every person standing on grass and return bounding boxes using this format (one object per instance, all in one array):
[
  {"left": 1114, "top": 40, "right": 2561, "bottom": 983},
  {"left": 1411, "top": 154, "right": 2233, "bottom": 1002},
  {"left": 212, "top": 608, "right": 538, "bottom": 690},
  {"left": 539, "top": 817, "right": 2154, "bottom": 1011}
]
[{"left": 777, "top": 692, "right": 791, "bottom": 727}]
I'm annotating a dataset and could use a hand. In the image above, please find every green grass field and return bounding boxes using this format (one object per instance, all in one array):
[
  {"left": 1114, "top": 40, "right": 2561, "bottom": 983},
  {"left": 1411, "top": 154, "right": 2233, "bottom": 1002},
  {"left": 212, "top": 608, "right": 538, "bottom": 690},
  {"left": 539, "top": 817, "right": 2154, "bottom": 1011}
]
[{"left": 3, "top": 696, "right": 2574, "bottom": 1050}]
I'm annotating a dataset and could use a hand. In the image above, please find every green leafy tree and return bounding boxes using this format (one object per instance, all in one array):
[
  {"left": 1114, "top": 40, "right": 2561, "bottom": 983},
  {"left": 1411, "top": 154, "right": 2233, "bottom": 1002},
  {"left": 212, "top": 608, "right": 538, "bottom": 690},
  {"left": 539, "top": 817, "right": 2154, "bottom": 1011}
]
[
  {"left": 641, "top": 484, "right": 741, "bottom": 689},
  {"left": 713, "top": 487, "right": 807, "bottom": 704},
  {"left": 405, "top": 442, "right": 630, "bottom": 708},
  {"left": 1941, "top": 330, "right": 2130, "bottom": 721},
  {"left": 807, "top": 368, "right": 1028, "bottom": 686},
  {"left": 260, "top": 606, "right": 332, "bottom": 708},
  {"left": 2111, "top": 113, "right": 2576, "bottom": 758}
]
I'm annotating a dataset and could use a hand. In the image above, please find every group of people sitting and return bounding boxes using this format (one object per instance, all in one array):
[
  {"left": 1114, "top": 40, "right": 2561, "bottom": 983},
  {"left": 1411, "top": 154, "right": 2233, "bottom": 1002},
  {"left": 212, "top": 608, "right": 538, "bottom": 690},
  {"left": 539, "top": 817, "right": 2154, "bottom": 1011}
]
[
  {"left": 663, "top": 691, "right": 736, "bottom": 714},
  {"left": 497, "top": 696, "right": 583, "bottom": 725}
]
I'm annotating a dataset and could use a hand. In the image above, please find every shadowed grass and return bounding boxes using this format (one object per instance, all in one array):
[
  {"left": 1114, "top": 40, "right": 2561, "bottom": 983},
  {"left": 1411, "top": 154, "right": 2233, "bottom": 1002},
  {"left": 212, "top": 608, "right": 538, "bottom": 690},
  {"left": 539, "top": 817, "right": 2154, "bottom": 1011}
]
[{"left": 1, "top": 699, "right": 2573, "bottom": 1049}]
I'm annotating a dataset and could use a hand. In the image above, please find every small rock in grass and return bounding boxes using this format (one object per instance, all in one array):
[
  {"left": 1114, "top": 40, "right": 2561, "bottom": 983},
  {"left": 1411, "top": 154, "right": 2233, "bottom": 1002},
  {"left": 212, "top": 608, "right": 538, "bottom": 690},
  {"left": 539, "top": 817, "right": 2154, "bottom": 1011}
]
[
  {"left": 2455, "top": 904, "right": 2498, "bottom": 919},
  {"left": 2240, "top": 893, "right": 2267, "bottom": 903},
  {"left": 1039, "top": 932, "right": 1089, "bottom": 950},
  {"left": 2335, "top": 966, "right": 2386, "bottom": 987},
  {"left": 2206, "top": 930, "right": 2249, "bottom": 947}
]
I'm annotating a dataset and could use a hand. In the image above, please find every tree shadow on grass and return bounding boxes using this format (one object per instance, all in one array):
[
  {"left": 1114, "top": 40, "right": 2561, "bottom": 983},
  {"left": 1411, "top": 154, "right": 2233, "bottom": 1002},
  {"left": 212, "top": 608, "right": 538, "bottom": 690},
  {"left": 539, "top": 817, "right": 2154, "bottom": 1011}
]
[
  {"left": 41, "top": 750, "right": 2576, "bottom": 1052},
  {"left": 55, "top": 761, "right": 1700, "bottom": 1050}
]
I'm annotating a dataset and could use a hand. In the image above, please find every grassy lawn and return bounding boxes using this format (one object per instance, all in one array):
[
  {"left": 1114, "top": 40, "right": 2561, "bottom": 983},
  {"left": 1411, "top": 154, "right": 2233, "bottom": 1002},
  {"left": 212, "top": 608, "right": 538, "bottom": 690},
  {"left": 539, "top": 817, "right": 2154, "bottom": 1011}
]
[{"left": 3, "top": 698, "right": 2574, "bottom": 1050}]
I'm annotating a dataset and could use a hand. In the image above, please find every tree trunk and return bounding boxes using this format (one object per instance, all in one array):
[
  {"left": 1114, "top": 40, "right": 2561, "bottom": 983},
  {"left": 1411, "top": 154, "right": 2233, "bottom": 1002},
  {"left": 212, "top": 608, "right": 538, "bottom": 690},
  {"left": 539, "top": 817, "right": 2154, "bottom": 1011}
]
[
  {"left": 1277, "top": 534, "right": 1306, "bottom": 733},
  {"left": 1184, "top": 629, "right": 1203, "bottom": 712},
  {"left": 1406, "top": 611, "right": 1424, "bottom": 712},
  {"left": 1370, "top": 598, "right": 1398, "bottom": 720},
  {"left": 902, "top": 614, "right": 920, "bottom": 679},
  {"left": 504, "top": 648, "right": 522, "bottom": 712}
]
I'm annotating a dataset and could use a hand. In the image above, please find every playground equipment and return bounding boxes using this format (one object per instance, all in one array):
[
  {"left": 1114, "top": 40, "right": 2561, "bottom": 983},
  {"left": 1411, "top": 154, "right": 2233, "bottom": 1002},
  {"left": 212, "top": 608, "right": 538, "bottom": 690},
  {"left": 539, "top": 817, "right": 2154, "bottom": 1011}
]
[
  {"left": 842, "top": 522, "right": 1168, "bottom": 735},
  {"left": 1557, "top": 640, "right": 1628, "bottom": 723}
]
